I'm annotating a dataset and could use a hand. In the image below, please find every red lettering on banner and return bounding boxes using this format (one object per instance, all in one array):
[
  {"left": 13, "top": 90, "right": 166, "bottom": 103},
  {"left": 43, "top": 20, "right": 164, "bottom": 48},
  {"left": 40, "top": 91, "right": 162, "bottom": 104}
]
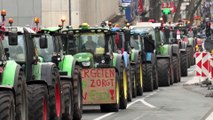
[
  {"left": 83, "top": 92, "right": 88, "bottom": 100},
  {"left": 109, "top": 89, "right": 115, "bottom": 100},
  {"left": 91, "top": 69, "right": 96, "bottom": 78},
  {"left": 91, "top": 80, "right": 95, "bottom": 87},
  {"left": 83, "top": 69, "right": 89, "bottom": 78},
  {"left": 96, "top": 79, "right": 101, "bottom": 86},
  {"left": 90, "top": 79, "right": 115, "bottom": 87},
  {"left": 110, "top": 69, "right": 115, "bottom": 78}
]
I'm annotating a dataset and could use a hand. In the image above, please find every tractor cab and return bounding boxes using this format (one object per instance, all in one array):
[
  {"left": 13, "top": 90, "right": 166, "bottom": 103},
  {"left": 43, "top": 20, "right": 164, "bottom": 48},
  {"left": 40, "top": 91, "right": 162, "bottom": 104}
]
[
  {"left": 63, "top": 24, "right": 114, "bottom": 68},
  {"left": 2, "top": 27, "right": 38, "bottom": 80},
  {"left": 2, "top": 26, "right": 63, "bottom": 120}
]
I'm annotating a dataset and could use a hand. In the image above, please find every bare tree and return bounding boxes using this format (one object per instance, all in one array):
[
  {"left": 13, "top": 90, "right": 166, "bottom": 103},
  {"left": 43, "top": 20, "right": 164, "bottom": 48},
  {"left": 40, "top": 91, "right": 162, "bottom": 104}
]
[
  {"left": 188, "top": 0, "right": 202, "bottom": 24},
  {"left": 173, "top": 0, "right": 183, "bottom": 22}
]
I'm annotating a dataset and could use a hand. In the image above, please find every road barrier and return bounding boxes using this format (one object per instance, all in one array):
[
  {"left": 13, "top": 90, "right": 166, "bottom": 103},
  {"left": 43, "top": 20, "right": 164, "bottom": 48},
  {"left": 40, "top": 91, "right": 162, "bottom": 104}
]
[{"left": 195, "top": 52, "right": 213, "bottom": 80}]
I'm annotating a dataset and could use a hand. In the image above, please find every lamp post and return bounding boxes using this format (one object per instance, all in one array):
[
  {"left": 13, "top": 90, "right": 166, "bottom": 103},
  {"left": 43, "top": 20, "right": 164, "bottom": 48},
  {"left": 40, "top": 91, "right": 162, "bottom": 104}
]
[{"left": 69, "top": 0, "right": 71, "bottom": 25}]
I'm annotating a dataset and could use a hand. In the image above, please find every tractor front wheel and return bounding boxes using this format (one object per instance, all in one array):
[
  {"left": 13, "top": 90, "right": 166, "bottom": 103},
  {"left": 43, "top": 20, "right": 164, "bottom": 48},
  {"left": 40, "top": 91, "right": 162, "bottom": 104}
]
[
  {"left": 27, "top": 84, "right": 49, "bottom": 120},
  {"left": 15, "top": 71, "right": 27, "bottom": 120},
  {"left": 143, "top": 64, "right": 154, "bottom": 91},
  {"left": 157, "top": 59, "right": 171, "bottom": 86},
  {"left": 73, "top": 66, "right": 83, "bottom": 120},
  {"left": 61, "top": 80, "right": 74, "bottom": 120},
  {"left": 49, "top": 68, "right": 62, "bottom": 120},
  {"left": 0, "top": 91, "right": 15, "bottom": 120},
  {"left": 119, "top": 59, "right": 128, "bottom": 109}
]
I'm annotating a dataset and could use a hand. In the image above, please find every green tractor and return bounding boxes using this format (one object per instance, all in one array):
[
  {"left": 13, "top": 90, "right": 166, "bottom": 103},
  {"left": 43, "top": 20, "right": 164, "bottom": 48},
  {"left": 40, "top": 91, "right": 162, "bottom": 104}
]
[
  {"left": 62, "top": 23, "right": 128, "bottom": 112},
  {"left": 2, "top": 26, "right": 63, "bottom": 120},
  {"left": 32, "top": 27, "right": 83, "bottom": 120},
  {"left": 110, "top": 27, "right": 143, "bottom": 98},
  {"left": 0, "top": 18, "right": 27, "bottom": 120},
  {"left": 131, "top": 22, "right": 177, "bottom": 87},
  {"left": 173, "top": 26, "right": 190, "bottom": 76},
  {"left": 129, "top": 30, "right": 158, "bottom": 90}
]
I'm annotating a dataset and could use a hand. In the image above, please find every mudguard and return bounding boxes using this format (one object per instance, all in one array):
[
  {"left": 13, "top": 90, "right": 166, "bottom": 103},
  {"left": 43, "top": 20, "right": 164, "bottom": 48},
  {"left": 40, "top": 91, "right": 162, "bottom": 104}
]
[
  {"left": 35, "top": 62, "right": 58, "bottom": 86},
  {"left": 59, "top": 55, "right": 76, "bottom": 78},
  {"left": 187, "top": 37, "right": 194, "bottom": 47},
  {"left": 159, "top": 44, "right": 172, "bottom": 57},
  {"left": 172, "top": 44, "right": 180, "bottom": 56},
  {"left": 130, "top": 50, "right": 140, "bottom": 64},
  {"left": 2, "top": 60, "right": 20, "bottom": 86}
]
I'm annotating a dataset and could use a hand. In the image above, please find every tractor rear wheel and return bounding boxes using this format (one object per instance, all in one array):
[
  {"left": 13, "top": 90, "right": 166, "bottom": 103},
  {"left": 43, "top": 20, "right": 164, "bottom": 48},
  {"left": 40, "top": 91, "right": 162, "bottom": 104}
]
[
  {"left": 28, "top": 84, "right": 49, "bottom": 120},
  {"left": 186, "top": 47, "right": 193, "bottom": 68},
  {"left": 61, "top": 80, "right": 74, "bottom": 120},
  {"left": 157, "top": 59, "right": 171, "bottom": 86},
  {"left": 127, "top": 64, "right": 132, "bottom": 102},
  {"left": 136, "top": 57, "right": 143, "bottom": 96},
  {"left": 153, "top": 64, "right": 158, "bottom": 90},
  {"left": 130, "top": 65, "right": 137, "bottom": 98},
  {"left": 119, "top": 59, "right": 128, "bottom": 109},
  {"left": 73, "top": 66, "right": 83, "bottom": 120},
  {"left": 173, "top": 56, "right": 179, "bottom": 83},
  {"left": 15, "top": 71, "right": 27, "bottom": 120},
  {"left": 100, "top": 74, "right": 120, "bottom": 112},
  {"left": 180, "top": 52, "right": 188, "bottom": 77},
  {"left": 49, "top": 68, "right": 62, "bottom": 120},
  {"left": 143, "top": 63, "right": 154, "bottom": 91},
  {"left": 0, "top": 91, "right": 15, "bottom": 120}
]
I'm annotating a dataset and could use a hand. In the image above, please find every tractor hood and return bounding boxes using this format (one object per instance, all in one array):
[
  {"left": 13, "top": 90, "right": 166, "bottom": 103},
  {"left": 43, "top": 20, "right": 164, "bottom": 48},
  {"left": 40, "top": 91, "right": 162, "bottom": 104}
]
[
  {"left": 159, "top": 44, "right": 169, "bottom": 56},
  {"left": 73, "top": 52, "right": 93, "bottom": 62}
]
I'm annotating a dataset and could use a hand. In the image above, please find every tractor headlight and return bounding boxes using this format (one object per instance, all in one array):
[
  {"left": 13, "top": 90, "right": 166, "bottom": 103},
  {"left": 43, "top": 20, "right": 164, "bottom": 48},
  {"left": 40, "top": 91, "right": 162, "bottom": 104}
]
[{"left": 81, "top": 61, "right": 91, "bottom": 67}]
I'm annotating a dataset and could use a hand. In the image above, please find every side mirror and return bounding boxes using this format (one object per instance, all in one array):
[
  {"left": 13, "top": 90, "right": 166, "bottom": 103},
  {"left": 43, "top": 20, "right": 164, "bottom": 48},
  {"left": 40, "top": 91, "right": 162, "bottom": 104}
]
[
  {"left": 8, "top": 32, "right": 18, "bottom": 45},
  {"left": 39, "top": 36, "right": 48, "bottom": 49}
]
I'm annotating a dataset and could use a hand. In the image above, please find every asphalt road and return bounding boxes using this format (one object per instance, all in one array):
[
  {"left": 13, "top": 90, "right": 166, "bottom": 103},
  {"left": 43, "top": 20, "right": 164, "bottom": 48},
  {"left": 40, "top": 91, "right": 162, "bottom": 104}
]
[{"left": 82, "top": 66, "right": 213, "bottom": 120}]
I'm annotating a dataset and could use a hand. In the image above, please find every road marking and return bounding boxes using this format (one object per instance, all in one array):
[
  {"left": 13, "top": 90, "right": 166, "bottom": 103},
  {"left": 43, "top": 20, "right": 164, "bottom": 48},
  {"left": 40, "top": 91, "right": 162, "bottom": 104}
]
[
  {"left": 205, "top": 111, "right": 213, "bottom": 120},
  {"left": 140, "top": 99, "right": 156, "bottom": 108},
  {"left": 94, "top": 112, "right": 115, "bottom": 120},
  {"left": 127, "top": 99, "right": 140, "bottom": 108},
  {"left": 94, "top": 91, "right": 158, "bottom": 120}
]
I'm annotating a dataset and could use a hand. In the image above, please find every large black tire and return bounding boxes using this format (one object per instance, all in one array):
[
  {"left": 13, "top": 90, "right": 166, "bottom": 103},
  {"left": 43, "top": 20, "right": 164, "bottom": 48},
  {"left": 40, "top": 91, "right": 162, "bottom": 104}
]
[
  {"left": 157, "top": 59, "right": 171, "bottom": 86},
  {"left": 61, "top": 80, "right": 74, "bottom": 120},
  {"left": 100, "top": 73, "right": 120, "bottom": 112},
  {"left": 127, "top": 64, "right": 132, "bottom": 102},
  {"left": 153, "top": 64, "right": 158, "bottom": 90},
  {"left": 180, "top": 52, "right": 188, "bottom": 76},
  {"left": 186, "top": 47, "right": 193, "bottom": 68},
  {"left": 0, "top": 91, "right": 15, "bottom": 120},
  {"left": 172, "top": 56, "right": 179, "bottom": 83},
  {"left": 130, "top": 64, "right": 137, "bottom": 98},
  {"left": 135, "top": 57, "right": 143, "bottom": 96},
  {"left": 142, "top": 63, "right": 154, "bottom": 91},
  {"left": 28, "top": 84, "right": 49, "bottom": 120},
  {"left": 119, "top": 59, "right": 128, "bottom": 109},
  {"left": 15, "top": 71, "right": 27, "bottom": 120},
  {"left": 49, "top": 68, "right": 62, "bottom": 120},
  {"left": 170, "top": 61, "right": 174, "bottom": 85},
  {"left": 73, "top": 66, "right": 83, "bottom": 120}
]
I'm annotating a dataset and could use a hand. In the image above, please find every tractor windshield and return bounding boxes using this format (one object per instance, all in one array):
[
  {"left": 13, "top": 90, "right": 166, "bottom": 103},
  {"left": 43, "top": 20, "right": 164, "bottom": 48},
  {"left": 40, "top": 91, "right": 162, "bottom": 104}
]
[
  {"left": 130, "top": 35, "right": 141, "bottom": 50},
  {"left": 76, "top": 33, "right": 105, "bottom": 55},
  {"left": 2, "top": 35, "right": 26, "bottom": 62},
  {"left": 33, "top": 35, "right": 55, "bottom": 62}
]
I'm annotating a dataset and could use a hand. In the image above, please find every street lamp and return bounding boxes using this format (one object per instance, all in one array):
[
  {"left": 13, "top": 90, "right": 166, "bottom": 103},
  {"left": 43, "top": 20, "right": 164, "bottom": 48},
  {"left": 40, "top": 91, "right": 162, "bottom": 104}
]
[{"left": 69, "top": 0, "right": 71, "bottom": 25}]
